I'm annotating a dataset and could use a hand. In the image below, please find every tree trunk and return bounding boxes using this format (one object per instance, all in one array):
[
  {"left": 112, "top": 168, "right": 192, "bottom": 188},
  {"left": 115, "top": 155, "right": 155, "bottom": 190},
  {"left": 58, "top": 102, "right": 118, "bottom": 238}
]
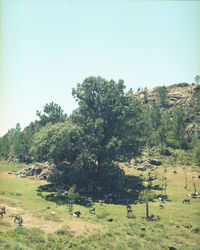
[
  {"left": 193, "top": 182, "right": 197, "bottom": 193},
  {"left": 146, "top": 201, "right": 149, "bottom": 219}
]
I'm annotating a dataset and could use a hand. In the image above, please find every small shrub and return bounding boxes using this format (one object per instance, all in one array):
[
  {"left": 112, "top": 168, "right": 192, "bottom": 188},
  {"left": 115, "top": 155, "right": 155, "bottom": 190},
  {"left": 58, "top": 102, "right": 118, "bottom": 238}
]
[
  {"left": 192, "top": 227, "right": 200, "bottom": 233},
  {"left": 15, "top": 193, "right": 22, "bottom": 196},
  {"left": 126, "top": 213, "right": 136, "bottom": 219},
  {"left": 4, "top": 244, "right": 11, "bottom": 249}
]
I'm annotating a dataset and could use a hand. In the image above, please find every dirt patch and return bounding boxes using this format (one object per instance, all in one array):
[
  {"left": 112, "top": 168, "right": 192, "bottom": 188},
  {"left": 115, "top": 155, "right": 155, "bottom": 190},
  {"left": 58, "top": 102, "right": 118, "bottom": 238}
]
[{"left": 0, "top": 203, "right": 102, "bottom": 235}]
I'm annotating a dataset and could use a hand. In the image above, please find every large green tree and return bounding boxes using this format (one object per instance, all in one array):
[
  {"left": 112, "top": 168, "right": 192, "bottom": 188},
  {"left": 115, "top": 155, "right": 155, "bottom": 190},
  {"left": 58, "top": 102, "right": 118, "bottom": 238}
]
[{"left": 72, "top": 76, "right": 142, "bottom": 167}]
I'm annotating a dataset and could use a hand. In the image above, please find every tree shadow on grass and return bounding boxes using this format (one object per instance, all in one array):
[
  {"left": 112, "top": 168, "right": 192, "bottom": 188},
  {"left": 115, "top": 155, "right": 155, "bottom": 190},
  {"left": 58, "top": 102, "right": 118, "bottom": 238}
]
[{"left": 37, "top": 175, "right": 145, "bottom": 206}]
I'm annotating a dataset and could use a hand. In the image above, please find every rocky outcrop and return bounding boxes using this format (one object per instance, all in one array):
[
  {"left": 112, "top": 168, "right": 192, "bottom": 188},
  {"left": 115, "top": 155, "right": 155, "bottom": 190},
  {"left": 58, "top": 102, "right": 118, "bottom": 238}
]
[
  {"left": 133, "top": 83, "right": 200, "bottom": 138},
  {"left": 8, "top": 162, "right": 53, "bottom": 180},
  {"left": 134, "top": 158, "right": 161, "bottom": 171}
]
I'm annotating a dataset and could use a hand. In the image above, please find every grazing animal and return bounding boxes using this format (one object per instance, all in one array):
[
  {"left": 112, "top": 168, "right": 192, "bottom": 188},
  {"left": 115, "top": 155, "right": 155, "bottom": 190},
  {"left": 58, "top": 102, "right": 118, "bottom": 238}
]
[
  {"left": 159, "top": 205, "right": 164, "bottom": 209},
  {"left": 50, "top": 211, "right": 56, "bottom": 216},
  {"left": 1, "top": 206, "right": 6, "bottom": 214},
  {"left": 73, "top": 211, "right": 81, "bottom": 218},
  {"left": 182, "top": 198, "right": 190, "bottom": 204},
  {"left": 107, "top": 218, "right": 113, "bottom": 222},
  {"left": 14, "top": 215, "right": 23, "bottom": 226},
  {"left": 89, "top": 208, "right": 95, "bottom": 214},
  {"left": 0, "top": 211, "right": 3, "bottom": 218},
  {"left": 127, "top": 208, "right": 133, "bottom": 214},
  {"left": 46, "top": 206, "right": 50, "bottom": 209},
  {"left": 169, "top": 247, "right": 177, "bottom": 250},
  {"left": 126, "top": 204, "right": 131, "bottom": 210},
  {"left": 158, "top": 197, "right": 165, "bottom": 203},
  {"left": 98, "top": 200, "right": 105, "bottom": 206},
  {"left": 141, "top": 227, "right": 146, "bottom": 231},
  {"left": 173, "top": 170, "right": 177, "bottom": 174}
]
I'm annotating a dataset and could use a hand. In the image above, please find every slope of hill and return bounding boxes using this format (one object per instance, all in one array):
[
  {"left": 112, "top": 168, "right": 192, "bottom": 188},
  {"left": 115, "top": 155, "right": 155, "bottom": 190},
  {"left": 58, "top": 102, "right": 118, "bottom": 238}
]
[{"left": 134, "top": 83, "right": 200, "bottom": 138}]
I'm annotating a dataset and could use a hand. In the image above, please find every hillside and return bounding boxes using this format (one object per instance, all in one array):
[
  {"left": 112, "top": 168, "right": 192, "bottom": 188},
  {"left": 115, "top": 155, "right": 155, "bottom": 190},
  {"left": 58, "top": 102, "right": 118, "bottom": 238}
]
[{"left": 134, "top": 83, "right": 200, "bottom": 139}]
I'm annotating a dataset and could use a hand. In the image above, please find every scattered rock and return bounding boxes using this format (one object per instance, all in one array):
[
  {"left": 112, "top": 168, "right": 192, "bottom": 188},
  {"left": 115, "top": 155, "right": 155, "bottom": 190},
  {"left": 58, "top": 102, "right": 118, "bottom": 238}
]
[{"left": 9, "top": 162, "right": 53, "bottom": 180}]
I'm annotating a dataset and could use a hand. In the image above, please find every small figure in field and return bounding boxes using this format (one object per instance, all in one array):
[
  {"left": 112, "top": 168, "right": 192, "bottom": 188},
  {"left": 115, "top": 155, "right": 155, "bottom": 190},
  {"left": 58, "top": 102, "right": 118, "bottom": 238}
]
[
  {"left": 182, "top": 198, "right": 190, "bottom": 204},
  {"left": 158, "top": 197, "right": 165, "bottom": 203},
  {"left": 46, "top": 206, "right": 50, "bottom": 209},
  {"left": 173, "top": 170, "right": 177, "bottom": 174},
  {"left": 89, "top": 208, "right": 95, "bottom": 214},
  {"left": 98, "top": 200, "right": 105, "bottom": 206},
  {"left": 127, "top": 208, "right": 133, "bottom": 214},
  {"left": 14, "top": 215, "right": 23, "bottom": 226},
  {"left": 73, "top": 211, "right": 81, "bottom": 218},
  {"left": 159, "top": 204, "right": 164, "bottom": 209},
  {"left": 126, "top": 204, "right": 131, "bottom": 210},
  {"left": 50, "top": 211, "right": 56, "bottom": 216},
  {"left": 126, "top": 204, "right": 133, "bottom": 214},
  {"left": 1, "top": 206, "right": 6, "bottom": 214},
  {"left": 0, "top": 211, "right": 4, "bottom": 218},
  {"left": 0, "top": 206, "right": 6, "bottom": 218},
  {"left": 107, "top": 218, "right": 113, "bottom": 222}
]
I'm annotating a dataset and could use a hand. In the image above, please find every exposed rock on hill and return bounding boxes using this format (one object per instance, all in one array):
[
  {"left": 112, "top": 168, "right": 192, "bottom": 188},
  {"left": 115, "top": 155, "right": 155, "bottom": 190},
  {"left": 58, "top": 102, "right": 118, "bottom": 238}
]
[
  {"left": 133, "top": 83, "right": 200, "bottom": 138},
  {"left": 8, "top": 162, "right": 53, "bottom": 180}
]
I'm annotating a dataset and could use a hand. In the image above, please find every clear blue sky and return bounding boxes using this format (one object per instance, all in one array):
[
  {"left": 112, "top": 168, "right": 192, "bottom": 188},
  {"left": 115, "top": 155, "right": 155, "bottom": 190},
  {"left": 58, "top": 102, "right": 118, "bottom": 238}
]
[{"left": 0, "top": 0, "right": 200, "bottom": 136}]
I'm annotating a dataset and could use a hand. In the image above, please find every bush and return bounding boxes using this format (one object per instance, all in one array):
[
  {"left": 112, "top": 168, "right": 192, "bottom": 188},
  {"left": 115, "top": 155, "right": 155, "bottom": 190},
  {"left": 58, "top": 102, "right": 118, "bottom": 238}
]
[
  {"left": 192, "top": 227, "right": 200, "bottom": 233},
  {"left": 126, "top": 213, "right": 136, "bottom": 219},
  {"left": 193, "top": 141, "right": 200, "bottom": 166}
]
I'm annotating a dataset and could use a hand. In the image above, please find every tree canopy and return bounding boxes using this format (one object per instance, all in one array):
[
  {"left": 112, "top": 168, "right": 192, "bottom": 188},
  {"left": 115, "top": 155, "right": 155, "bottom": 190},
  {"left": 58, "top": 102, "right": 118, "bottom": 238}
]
[{"left": 72, "top": 76, "right": 142, "bottom": 166}]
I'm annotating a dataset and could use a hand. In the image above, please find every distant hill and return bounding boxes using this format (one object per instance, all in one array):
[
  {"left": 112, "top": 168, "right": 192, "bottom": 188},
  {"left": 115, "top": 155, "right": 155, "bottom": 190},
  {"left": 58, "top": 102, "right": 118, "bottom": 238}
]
[{"left": 133, "top": 83, "right": 200, "bottom": 139}]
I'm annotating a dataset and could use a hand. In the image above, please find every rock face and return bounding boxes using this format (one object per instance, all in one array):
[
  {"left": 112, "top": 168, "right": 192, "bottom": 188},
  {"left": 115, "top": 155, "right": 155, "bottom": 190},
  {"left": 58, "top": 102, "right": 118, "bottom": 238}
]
[
  {"left": 133, "top": 83, "right": 200, "bottom": 138},
  {"left": 9, "top": 162, "right": 53, "bottom": 180},
  {"left": 134, "top": 158, "right": 161, "bottom": 171}
]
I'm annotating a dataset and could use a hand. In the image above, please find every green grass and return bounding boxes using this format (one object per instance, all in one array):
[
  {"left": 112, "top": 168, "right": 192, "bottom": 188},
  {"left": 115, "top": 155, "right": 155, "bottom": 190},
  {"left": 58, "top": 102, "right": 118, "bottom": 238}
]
[{"left": 0, "top": 159, "right": 200, "bottom": 249}]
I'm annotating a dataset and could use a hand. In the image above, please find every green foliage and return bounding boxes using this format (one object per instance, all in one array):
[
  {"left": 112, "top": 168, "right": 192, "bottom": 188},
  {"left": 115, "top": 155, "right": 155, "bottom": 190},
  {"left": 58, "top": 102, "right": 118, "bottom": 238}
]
[
  {"left": 68, "top": 185, "right": 77, "bottom": 201},
  {"left": 194, "top": 75, "right": 200, "bottom": 84},
  {"left": 150, "top": 103, "right": 161, "bottom": 130},
  {"left": 72, "top": 76, "right": 142, "bottom": 166},
  {"left": 157, "top": 86, "right": 168, "bottom": 107},
  {"left": 30, "top": 121, "right": 81, "bottom": 163},
  {"left": 193, "top": 140, "right": 200, "bottom": 166},
  {"left": 36, "top": 102, "right": 67, "bottom": 126},
  {"left": 170, "top": 108, "right": 188, "bottom": 149},
  {"left": 157, "top": 123, "right": 167, "bottom": 153},
  {"left": 139, "top": 189, "right": 154, "bottom": 202}
]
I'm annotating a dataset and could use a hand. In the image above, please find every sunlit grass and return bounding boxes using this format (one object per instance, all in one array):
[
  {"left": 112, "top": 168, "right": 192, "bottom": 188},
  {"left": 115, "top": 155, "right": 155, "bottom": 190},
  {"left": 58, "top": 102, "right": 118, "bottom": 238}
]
[{"left": 0, "top": 159, "right": 199, "bottom": 249}]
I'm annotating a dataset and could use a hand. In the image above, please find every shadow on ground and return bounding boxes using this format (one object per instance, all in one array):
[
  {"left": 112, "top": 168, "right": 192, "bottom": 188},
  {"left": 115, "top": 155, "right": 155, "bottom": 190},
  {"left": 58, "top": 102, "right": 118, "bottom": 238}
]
[{"left": 37, "top": 175, "right": 145, "bottom": 206}]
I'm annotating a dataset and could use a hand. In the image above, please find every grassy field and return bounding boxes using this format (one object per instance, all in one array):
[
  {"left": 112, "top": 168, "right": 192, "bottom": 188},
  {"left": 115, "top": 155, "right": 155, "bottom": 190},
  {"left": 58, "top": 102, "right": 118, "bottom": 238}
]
[{"left": 0, "top": 159, "right": 200, "bottom": 249}]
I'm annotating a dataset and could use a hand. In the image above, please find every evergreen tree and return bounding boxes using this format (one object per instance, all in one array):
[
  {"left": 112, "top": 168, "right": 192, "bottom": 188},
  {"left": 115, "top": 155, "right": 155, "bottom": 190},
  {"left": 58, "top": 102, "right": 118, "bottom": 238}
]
[
  {"left": 150, "top": 103, "right": 161, "bottom": 130},
  {"left": 36, "top": 102, "right": 67, "bottom": 127},
  {"left": 157, "top": 86, "right": 168, "bottom": 107}
]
